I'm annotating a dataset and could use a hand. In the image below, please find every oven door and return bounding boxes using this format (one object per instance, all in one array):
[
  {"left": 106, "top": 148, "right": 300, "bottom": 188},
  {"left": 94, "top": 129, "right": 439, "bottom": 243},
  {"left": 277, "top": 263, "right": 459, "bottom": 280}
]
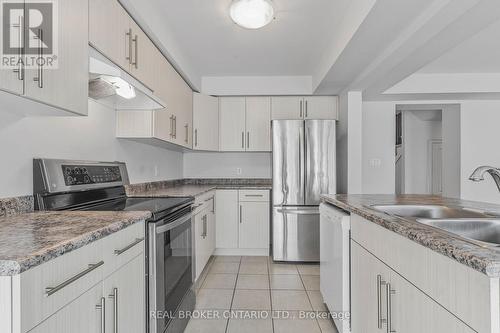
[{"left": 148, "top": 207, "right": 194, "bottom": 333}]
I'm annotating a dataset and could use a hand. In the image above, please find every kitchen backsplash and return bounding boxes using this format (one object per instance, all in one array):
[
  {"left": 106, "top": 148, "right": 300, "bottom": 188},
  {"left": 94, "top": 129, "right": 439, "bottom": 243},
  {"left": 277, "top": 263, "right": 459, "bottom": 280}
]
[{"left": 0, "top": 196, "right": 34, "bottom": 217}]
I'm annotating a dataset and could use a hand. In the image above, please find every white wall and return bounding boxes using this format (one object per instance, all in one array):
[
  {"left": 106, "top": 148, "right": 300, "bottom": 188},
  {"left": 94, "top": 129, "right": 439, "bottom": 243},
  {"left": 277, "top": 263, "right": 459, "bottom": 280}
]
[
  {"left": 201, "top": 76, "right": 313, "bottom": 96},
  {"left": 403, "top": 111, "right": 442, "bottom": 194},
  {"left": 0, "top": 100, "right": 183, "bottom": 198},
  {"left": 460, "top": 100, "right": 500, "bottom": 204},
  {"left": 358, "top": 99, "right": 500, "bottom": 203},
  {"left": 347, "top": 91, "right": 363, "bottom": 193},
  {"left": 362, "top": 101, "right": 395, "bottom": 194},
  {"left": 183, "top": 152, "right": 271, "bottom": 179},
  {"left": 442, "top": 105, "right": 461, "bottom": 198}
]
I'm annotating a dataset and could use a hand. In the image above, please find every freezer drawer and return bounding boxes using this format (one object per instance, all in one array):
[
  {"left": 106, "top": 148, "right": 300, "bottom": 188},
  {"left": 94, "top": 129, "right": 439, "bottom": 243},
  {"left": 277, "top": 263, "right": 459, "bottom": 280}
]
[{"left": 272, "top": 206, "right": 320, "bottom": 262}]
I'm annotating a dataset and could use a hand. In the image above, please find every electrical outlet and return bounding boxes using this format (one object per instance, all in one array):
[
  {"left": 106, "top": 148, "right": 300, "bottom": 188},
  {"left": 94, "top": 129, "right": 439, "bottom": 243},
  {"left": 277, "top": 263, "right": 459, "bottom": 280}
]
[
  {"left": 236, "top": 168, "right": 242, "bottom": 175},
  {"left": 369, "top": 158, "right": 382, "bottom": 168}
]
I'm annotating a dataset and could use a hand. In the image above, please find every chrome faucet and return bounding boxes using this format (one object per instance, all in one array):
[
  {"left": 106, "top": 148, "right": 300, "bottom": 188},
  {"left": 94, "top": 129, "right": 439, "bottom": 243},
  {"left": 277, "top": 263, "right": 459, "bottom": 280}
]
[{"left": 469, "top": 166, "right": 500, "bottom": 191}]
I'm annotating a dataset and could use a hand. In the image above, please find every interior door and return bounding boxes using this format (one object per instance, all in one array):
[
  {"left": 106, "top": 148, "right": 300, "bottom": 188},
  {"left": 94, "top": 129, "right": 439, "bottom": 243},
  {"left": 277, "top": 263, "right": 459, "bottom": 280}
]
[
  {"left": 272, "top": 120, "right": 305, "bottom": 206},
  {"left": 272, "top": 206, "right": 320, "bottom": 262},
  {"left": 305, "top": 120, "right": 336, "bottom": 205}
]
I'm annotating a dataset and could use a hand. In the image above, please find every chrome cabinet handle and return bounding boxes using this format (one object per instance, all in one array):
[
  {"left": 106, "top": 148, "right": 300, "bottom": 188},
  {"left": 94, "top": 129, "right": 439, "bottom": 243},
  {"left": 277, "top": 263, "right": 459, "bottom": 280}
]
[
  {"left": 185, "top": 124, "right": 189, "bottom": 143},
  {"left": 169, "top": 115, "right": 174, "bottom": 138},
  {"left": 173, "top": 116, "right": 177, "bottom": 139},
  {"left": 194, "top": 129, "right": 198, "bottom": 147},
  {"left": 114, "top": 238, "right": 144, "bottom": 256},
  {"left": 108, "top": 288, "right": 118, "bottom": 333},
  {"left": 132, "top": 34, "right": 138, "bottom": 69},
  {"left": 245, "top": 194, "right": 263, "bottom": 197},
  {"left": 202, "top": 215, "right": 207, "bottom": 239},
  {"left": 299, "top": 100, "right": 303, "bottom": 118},
  {"left": 45, "top": 261, "right": 104, "bottom": 296},
  {"left": 126, "top": 29, "right": 132, "bottom": 64},
  {"left": 305, "top": 100, "right": 308, "bottom": 118},
  {"left": 241, "top": 132, "right": 244, "bottom": 149},
  {"left": 377, "top": 275, "right": 387, "bottom": 329},
  {"left": 247, "top": 132, "right": 250, "bottom": 149},
  {"left": 32, "top": 29, "right": 43, "bottom": 88},
  {"left": 386, "top": 283, "right": 396, "bottom": 333},
  {"left": 12, "top": 16, "right": 24, "bottom": 80},
  {"left": 96, "top": 296, "right": 106, "bottom": 333},
  {"left": 239, "top": 205, "right": 242, "bottom": 223}
]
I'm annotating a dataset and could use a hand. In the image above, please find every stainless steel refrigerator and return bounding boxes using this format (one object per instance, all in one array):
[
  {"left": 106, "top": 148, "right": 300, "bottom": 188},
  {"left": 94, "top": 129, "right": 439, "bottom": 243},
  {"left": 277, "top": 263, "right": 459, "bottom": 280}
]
[{"left": 272, "top": 120, "right": 336, "bottom": 262}]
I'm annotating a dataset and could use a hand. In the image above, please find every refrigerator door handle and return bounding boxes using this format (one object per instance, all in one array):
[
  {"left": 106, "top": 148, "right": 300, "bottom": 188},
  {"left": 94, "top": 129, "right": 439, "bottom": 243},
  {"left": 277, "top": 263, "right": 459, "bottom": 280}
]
[{"left": 277, "top": 209, "right": 319, "bottom": 215}]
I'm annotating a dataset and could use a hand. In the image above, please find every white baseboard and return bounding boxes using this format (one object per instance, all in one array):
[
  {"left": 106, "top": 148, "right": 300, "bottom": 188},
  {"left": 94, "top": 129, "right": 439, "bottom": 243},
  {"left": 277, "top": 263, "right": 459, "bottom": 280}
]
[{"left": 214, "top": 248, "right": 270, "bottom": 256}]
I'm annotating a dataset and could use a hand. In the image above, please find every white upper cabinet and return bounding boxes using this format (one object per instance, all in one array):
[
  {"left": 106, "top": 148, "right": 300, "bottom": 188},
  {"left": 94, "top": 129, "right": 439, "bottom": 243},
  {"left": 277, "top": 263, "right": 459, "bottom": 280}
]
[
  {"left": 128, "top": 19, "right": 158, "bottom": 90},
  {"left": 219, "top": 97, "right": 246, "bottom": 151},
  {"left": 304, "top": 96, "right": 338, "bottom": 119},
  {"left": 89, "top": 0, "right": 130, "bottom": 70},
  {"left": 271, "top": 96, "right": 338, "bottom": 120},
  {"left": 219, "top": 96, "right": 271, "bottom": 152},
  {"left": 193, "top": 93, "right": 219, "bottom": 151},
  {"left": 245, "top": 97, "right": 271, "bottom": 152},
  {"left": 271, "top": 96, "right": 303, "bottom": 120}
]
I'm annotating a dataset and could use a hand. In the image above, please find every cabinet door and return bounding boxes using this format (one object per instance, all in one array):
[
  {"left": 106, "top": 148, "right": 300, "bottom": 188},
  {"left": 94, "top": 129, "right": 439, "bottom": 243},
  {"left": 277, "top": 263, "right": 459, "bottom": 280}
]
[
  {"left": 351, "top": 242, "right": 387, "bottom": 333},
  {"left": 304, "top": 96, "right": 338, "bottom": 120},
  {"left": 103, "top": 254, "right": 145, "bottom": 333},
  {"left": 271, "top": 96, "right": 303, "bottom": 120},
  {"left": 193, "top": 93, "right": 219, "bottom": 151},
  {"left": 128, "top": 19, "right": 158, "bottom": 90},
  {"left": 215, "top": 190, "right": 239, "bottom": 249},
  {"left": 24, "top": 0, "right": 89, "bottom": 115},
  {"left": 246, "top": 97, "right": 271, "bottom": 151},
  {"left": 239, "top": 201, "right": 269, "bottom": 249},
  {"left": 219, "top": 97, "right": 246, "bottom": 151},
  {"left": 154, "top": 54, "right": 192, "bottom": 147},
  {"left": 174, "top": 83, "right": 193, "bottom": 148},
  {"left": 0, "top": 7, "right": 23, "bottom": 95},
  {"left": 89, "top": 0, "right": 130, "bottom": 70},
  {"left": 389, "top": 269, "right": 475, "bottom": 333},
  {"left": 207, "top": 210, "right": 216, "bottom": 255},
  {"left": 194, "top": 212, "right": 209, "bottom": 280},
  {"left": 28, "top": 283, "right": 102, "bottom": 333}
]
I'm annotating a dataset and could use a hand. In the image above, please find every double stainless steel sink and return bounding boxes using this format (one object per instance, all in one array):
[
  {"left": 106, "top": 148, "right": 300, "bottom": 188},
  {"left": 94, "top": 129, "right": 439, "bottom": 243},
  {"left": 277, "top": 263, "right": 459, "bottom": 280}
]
[{"left": 370, "top": 204, "right": 500, "bottom": 247}]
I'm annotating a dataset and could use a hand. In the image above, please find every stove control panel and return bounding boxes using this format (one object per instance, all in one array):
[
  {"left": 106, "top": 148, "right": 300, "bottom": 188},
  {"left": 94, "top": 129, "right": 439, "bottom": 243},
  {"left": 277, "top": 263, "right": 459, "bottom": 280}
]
[{"left": 62, "top": 165, "right": 122, "bottom": 186}]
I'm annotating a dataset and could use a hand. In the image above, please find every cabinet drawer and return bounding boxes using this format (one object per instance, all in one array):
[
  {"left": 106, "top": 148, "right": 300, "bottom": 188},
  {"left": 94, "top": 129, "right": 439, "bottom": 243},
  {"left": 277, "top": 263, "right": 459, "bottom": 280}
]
[
  {"left": 103, "top": 221, "right": 145, "bottom": 277},
  {"left": 16, "top": 239, "right": 104, "bottom": 333},
  {"left": 193, "top": 191, "right": 215, "bottom": 215},
  {"left": 239, "top": 190, "right": 269, "bottom": 202}
]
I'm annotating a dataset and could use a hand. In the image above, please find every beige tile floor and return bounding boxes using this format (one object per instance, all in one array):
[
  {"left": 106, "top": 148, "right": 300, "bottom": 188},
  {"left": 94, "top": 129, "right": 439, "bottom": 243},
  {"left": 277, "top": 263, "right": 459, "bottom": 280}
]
[{"left": 185, "top": 256, "right": 339, "bottom": 333}]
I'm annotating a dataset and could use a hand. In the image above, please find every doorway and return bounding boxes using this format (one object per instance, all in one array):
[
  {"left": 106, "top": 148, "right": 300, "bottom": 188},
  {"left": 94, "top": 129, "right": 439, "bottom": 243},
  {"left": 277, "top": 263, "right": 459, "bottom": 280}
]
[{"left": 395, "top": 104, "right": 460, "bottom": 197}]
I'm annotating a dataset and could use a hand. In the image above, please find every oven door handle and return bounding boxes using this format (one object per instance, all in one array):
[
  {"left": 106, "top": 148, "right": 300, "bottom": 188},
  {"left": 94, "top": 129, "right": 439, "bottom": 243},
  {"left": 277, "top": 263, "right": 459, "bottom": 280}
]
[{"left": 155, "top": 213, "right": 192, "bottom": 234}]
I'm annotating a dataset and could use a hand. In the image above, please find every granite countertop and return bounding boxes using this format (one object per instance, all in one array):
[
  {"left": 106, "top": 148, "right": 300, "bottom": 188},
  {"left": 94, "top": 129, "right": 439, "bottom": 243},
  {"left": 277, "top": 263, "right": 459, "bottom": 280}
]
[
  {"left": 126, "top": 183, "right": 272, "bottom": 198},
  {"left": 321, "top": 194, "right": 500, "bottom": 277},
  {"left": 0, "top": 210, "right": 151, "bottom": 276}
]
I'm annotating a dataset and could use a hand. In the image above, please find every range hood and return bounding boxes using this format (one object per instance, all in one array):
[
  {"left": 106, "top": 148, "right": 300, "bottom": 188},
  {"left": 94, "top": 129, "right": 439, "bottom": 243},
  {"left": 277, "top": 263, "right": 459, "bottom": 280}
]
[{"left": 89, "top": 47, "right": 166, "bottom": 110}]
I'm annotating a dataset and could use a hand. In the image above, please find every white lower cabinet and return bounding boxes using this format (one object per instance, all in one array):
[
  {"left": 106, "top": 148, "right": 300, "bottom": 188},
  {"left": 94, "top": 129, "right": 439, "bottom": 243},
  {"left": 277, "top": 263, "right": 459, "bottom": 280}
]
[
  {"left": 239, "top": 201, "right": 269, "bottom": 249},
  {"left": 3, "top": 222, "right": 146, "bottom": 333},
  {"left": 27, "top": 283, "right": 103, "bottom": 333},
  {"left": 351, "top": 241, "right": 475, "bottom": 333},
  {"left": 194, "top": 192, "right": 216, "bottom": 281},
  {"left": 215, "top": 189, "right": 270, "bottom": 255},
  {"left": 103, "top": 254, "right": 145, "bottom": 333}
]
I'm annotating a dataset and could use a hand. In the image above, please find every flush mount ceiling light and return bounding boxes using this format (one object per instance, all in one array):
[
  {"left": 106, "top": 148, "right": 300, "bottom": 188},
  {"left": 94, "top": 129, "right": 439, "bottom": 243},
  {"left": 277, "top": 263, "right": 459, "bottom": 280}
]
[{"left": 230, "top": 0, "right": 274, "bottom": 29}]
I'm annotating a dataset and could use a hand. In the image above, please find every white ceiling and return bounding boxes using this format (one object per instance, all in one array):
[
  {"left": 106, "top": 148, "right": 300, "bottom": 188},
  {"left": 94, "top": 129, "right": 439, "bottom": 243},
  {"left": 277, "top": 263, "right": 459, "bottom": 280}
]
[{"left": 145, "top": 0, "right": 351, "bottom": 77}]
